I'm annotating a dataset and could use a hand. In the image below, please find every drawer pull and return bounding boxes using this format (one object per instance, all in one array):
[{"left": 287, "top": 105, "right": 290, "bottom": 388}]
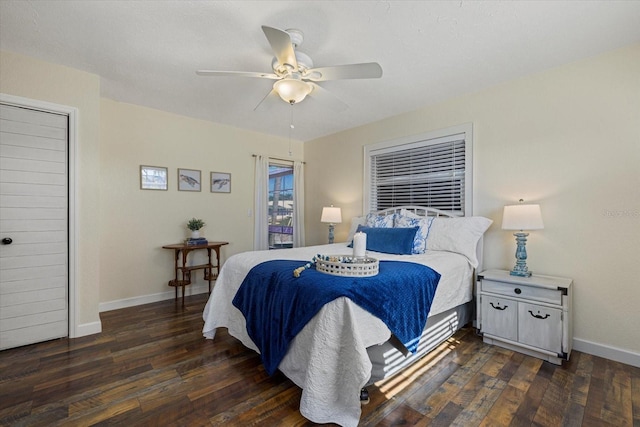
[
  {"left": 528, "top": 310, "right": 550, "bottom": 320},
  {"left": 514, "top": 288, "right": 522, "bottom": 295},
  {"left": 490, "top": 302, "right": 508, "bottom": 311}
]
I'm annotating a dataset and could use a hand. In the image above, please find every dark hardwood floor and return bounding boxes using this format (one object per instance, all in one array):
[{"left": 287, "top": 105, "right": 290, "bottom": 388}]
[{"left": 1, "top": 293, "right": 638, "bottom": 426}]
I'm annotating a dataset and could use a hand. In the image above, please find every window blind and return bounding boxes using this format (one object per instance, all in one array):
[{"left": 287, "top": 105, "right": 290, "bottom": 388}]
[{"left": 369, "top": 137, "right": 466, "bottom": 214}]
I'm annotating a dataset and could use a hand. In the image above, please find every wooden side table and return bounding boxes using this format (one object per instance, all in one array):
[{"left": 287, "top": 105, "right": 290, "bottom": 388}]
[
  {"left": 162, "top": 241, "right": 229, "bottom": 306},
  {"left": 476, "top": 269, "right": 573, "bottom": 364}
]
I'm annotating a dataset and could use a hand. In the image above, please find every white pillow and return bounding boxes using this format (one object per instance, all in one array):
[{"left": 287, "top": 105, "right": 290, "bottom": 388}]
[
  {"left": 398, "top": 208, "right": 422, "bottom": 219},
  {"left": 426, "top": 216, "right": 493, "bottom": 267},
  {"left": 346, "top": 216, "right": 366, "bottom": 243}
]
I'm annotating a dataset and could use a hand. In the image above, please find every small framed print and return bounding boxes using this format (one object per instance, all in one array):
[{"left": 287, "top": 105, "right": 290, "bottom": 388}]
[
  {"left": 140, "top": 165, "right": 168, "bottom": 190},
  {"left": 178, "top": 168, "right": 201, "bottom": 191},
  {"left": 210, "top": 172, "right": 231, "bottom": 193}
]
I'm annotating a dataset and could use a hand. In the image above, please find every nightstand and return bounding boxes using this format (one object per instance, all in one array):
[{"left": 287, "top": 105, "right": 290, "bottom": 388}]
[{"left": 476, "top": 269, "right": 573, "bottom": 365}]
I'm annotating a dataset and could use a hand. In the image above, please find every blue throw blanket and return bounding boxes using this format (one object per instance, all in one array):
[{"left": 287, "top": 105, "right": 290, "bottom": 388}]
[{"left": 232, "top": 259, "right": 440, "bottom": 375}]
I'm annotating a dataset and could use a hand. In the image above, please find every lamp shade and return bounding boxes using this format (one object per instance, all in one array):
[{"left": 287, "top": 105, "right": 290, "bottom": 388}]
[
  {"left": 321, "top": 206, "right": 342, "bottom": 224},
  {"left": 273, "top": 78, "right": 312, "bottom": 104},
  {"left": 502, "top": 204, "right": 544, "bottom": 231}
]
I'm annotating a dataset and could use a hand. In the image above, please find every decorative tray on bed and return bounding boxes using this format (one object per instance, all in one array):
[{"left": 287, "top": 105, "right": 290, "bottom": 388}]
[{"left": 315, "top": 255, "right": 379, "bottom": 277}]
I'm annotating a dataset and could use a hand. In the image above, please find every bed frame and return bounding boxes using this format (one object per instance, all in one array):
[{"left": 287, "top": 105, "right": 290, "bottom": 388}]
[{"left": 363, "top": 206, "right": 480, "bottom": 388}]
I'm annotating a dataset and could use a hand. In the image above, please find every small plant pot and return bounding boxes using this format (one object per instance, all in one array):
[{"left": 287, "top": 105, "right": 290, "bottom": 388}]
[{"left": 191, "top": 230, "right": 200, "bottom": 239}]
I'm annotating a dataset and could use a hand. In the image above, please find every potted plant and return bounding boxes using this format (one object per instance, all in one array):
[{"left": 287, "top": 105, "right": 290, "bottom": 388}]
[{"left": 187, "top": 217, "right": 205, "bottom": 239}]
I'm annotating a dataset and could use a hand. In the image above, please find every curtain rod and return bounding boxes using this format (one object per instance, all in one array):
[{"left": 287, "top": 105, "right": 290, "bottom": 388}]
[{"left": 252, "top": 154, "right": 305, "bottom": 164}]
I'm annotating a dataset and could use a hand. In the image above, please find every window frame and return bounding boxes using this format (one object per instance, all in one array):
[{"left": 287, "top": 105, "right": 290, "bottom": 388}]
[
  {"left": 268, "top": 161, "right": 295, "bottom": 249},
  {"left": 363, "top": 123, "right": 473, "bottom": 216}
]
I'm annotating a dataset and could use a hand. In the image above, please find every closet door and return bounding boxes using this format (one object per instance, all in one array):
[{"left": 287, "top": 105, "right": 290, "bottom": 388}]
[{"left": 0, "top": 104, "right": 68, "bottom": 350}]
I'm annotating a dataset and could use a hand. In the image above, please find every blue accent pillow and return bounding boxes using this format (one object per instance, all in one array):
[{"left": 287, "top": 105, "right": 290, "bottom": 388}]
[{"left": 350, "top": 225, "right": 419, "bottom": 255}]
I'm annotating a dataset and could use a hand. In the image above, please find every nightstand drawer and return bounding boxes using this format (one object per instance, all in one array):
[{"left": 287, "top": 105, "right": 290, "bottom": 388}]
[
  {"left": 482, "top": 279, "right": 562, "bottom": 305},
  {"left": 481, "top": 295, "right": 517, "bottom": 341},
  {"left": 518, "top": 302, "right": 562, "bottom": 353}
]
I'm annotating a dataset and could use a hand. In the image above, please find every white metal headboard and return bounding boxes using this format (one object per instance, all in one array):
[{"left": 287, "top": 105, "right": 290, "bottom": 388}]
[
  {"left": 372, "top": 205, "right": 483, "bottom": 271},
  {"left": 375, "top": 205, "right": 461, "bottom": 219}
]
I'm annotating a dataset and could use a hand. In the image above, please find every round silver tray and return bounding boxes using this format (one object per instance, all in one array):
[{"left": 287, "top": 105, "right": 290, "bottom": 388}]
[{"left": 315, "top": 255, "right": 379, "bottom": 277}]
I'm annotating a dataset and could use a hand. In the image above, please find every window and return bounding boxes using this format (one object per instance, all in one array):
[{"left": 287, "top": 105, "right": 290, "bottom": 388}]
[
  {"left": 268, "top": 163, "right": 294, "bottom": 249},
  {"left": 364, "top": 124, "right": 473, "bottom": 215}
]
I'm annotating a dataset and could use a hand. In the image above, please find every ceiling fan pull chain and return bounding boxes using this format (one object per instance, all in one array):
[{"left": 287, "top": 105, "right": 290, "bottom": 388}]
[{"left": 288, "top": 104, "right": 295, "bottom": 156}]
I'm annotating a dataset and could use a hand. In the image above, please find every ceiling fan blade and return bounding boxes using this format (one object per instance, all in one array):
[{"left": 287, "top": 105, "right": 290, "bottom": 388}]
[
  {"left": 261, "top": 25, "right": 298, "bottom": 70},
  {"left": 305, "top": 62, "right": 383, "bottom": 81},
  {"left": 254, "top": 88, "right": 281, "bottom": 111},
  {"left": 196, "top": 70, "right": 279, "bottom": 79},
  {"left": 307, "top": 83, "right": 348, "bottom": 112}
]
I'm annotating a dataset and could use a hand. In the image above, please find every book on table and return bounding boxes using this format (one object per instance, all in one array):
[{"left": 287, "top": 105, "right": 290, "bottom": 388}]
[{"left": 185, "top": 237, "right": 208, "bottom": 246}]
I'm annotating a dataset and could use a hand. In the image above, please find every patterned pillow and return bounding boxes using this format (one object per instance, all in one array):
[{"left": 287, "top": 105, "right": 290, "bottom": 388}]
[
  {"left": 366, "top": 212, "right": 395, "bottom": 228},
  {"left": 395, "top": 214, "right": 434, "bottom": 254}
]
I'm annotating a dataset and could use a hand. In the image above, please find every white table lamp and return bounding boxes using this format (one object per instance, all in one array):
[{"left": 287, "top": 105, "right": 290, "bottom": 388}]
[
  {"left": 502, "top": 201, "right": 544, "bottom": 277},
  {"left": 321, "top": 205, "right": 342, "bottom": 244}
]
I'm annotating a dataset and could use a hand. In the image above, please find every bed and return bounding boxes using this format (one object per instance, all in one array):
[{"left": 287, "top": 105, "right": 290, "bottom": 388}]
[{"left": 202, "top": 206, "right": 492, "bottom": 426}]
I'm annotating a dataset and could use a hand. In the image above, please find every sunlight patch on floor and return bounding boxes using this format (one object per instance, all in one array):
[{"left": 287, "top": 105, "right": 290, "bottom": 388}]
[{"left": 374, "top": 313, "right": 464, "bottom": 398}]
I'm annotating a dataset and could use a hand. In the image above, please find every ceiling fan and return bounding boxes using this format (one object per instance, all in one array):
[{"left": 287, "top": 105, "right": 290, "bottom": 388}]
[{"left": 196, "top": 25, "right": 383, "bottom": 111}]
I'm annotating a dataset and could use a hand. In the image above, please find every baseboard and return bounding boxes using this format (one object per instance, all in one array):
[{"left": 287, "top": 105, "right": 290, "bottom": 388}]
[
  {"left": 99, "top": 284, "right": 210, "bottom": 313},
  {"left": 573, "top": 337, "right": 640, "bottom": 368},
  {"left": 74, "top": 320, "right": 102, "bottom": 338}
]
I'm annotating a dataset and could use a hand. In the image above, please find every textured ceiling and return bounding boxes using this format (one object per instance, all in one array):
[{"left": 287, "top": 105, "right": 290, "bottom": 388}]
[{"left": 1, "top": 1, "right": 639, "bottom": 142}]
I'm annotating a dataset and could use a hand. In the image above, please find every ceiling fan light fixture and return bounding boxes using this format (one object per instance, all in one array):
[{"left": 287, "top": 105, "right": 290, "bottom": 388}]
[
  {"left": 273, "top": 78, "right": 312, "bottom": 104},
  {"left": 197, "top": 25, "right": 382, "bottom": 110}
]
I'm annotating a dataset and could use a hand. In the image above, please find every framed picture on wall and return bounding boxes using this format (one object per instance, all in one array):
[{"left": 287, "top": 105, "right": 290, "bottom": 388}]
[
  {"left": 177, "top": 168, "right": 201, "bottom": 191},
  {"left": 140, "top": 165, "right": 168, "bottom": 190},
  {"left": 210, "top": 172, "right": 231, "bottom": 193}
]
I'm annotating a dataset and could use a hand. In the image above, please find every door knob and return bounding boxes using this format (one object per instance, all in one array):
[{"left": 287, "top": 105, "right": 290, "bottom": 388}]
[{"left": 1, "top": 238, "right": 12, "bottom": 245}]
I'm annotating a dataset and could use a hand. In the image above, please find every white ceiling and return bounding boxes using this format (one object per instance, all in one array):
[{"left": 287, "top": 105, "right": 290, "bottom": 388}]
[{"left": 1, "top": 1, "right": 639, "bottom": 142}]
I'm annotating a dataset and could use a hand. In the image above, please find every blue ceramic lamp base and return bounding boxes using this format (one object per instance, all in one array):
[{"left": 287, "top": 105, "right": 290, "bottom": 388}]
[
  {"left": 327, "top": 224, "right": 335, "bottom": 244},
  {"left": 510, "top": 232, "right": 533, "bottom": 277}
]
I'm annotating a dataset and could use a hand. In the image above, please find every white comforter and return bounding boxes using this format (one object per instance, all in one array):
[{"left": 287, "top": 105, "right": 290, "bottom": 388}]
[{"left": 202, "top": 243, "right": 473, "bottom": 427}]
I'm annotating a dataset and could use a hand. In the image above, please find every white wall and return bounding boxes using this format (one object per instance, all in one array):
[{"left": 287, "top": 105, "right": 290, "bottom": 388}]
[
  {"left": 99, "top": 99, "right": 302, "bottom": 305},
  {"left": 305, "top": 44, "right": 640, "bottom": 362}
]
